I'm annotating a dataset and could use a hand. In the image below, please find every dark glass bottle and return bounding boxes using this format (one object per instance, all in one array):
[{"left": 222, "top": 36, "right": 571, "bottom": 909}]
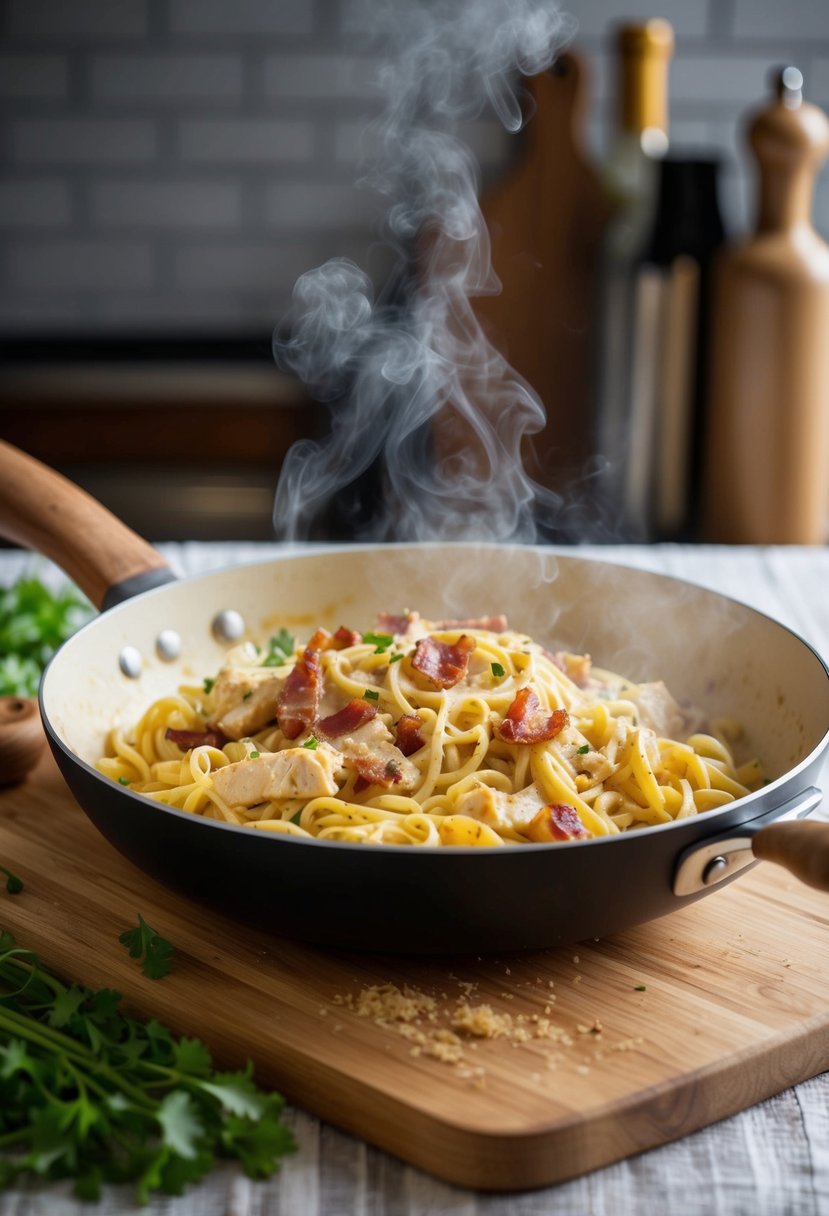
[{"left": 608, "top": 155, "right": 725, "bottom": 539}]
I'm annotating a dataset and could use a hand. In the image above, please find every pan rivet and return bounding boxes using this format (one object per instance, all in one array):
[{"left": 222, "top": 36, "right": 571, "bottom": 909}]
[
  {"left": 156, "top": 629, "right": 182, "bottom": 661},
  {"left": 118, "top": 646, "right": 143, "bottom": 679},
  {"left": 702, "top": 856, "right": 729, "bottom": 885},
  {"left": 212, "top": 609, "right": 245, "bottom": 643}
]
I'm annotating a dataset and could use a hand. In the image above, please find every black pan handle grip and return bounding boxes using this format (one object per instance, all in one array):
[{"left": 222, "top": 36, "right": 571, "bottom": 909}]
[
  {"left": 753, "top": 819, "right": 829, "bottom": 892},
  {"left": 0, "top": 441, "right": 174, "bottom": 611}
]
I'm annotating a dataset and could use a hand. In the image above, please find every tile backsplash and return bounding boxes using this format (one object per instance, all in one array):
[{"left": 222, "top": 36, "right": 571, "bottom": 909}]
[{"left": 1, "top": 0, "right": 828, "bottom": 336}]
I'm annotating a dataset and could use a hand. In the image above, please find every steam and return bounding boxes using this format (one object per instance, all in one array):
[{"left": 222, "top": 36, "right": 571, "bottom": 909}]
[{"left": 273, "top": 0, "right": 574, "bottom": 544}]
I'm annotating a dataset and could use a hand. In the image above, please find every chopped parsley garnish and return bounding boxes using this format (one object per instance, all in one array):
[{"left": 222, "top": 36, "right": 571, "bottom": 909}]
[
  {"left": 302, "top": 737, "right": 318, "bottom": 750},
  {"left": 389, "top": 653, "right": 404, "bottom": 664},
  {"left": 634, "top": 984, "right": 647, "bottom": 992},
  {"left": 1, "top": 864, "right": 23, "bottom": 895},
  {"left": 491, "top": 662, "right": 505, "bottom": 678},
  {"left": 363, "top": 689, "right": 380, "bottom": 702},
  {"left": 261, "top": 629, "right": 295, "bottom": 667},
  {"left": 249, "top": 751, "right": 260, "bottom": 760},
  {"left": 118, "top": 775, "right": 131, "bottom": 785},
  {"left": 289, "top": 810, "right": 303, "bottom": 824},
  {"left": 118, "top": 914, "right": 174, "bottom": 980},
  {"left": 203, "top": 676, "right": 215, "bottom": 694},
  {"left": 0, "top": 928, "right": 295, "bottom": 1201},
  {"left": 363, "top": 631, "right": 393, "bottom": 652},
  {"left": 576, "top": 744, "right": 590, "bottom": 755},
  {"left": 243, "top": 689, "right": 253, "bottom": 700}
]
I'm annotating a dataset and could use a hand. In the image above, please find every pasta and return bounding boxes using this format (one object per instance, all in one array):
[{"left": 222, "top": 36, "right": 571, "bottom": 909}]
[{"left": 96, "top": 613, "right": 766, "bottom": 847}]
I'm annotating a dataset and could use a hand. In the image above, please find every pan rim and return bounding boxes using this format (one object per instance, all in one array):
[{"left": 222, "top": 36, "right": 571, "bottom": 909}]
[{"left": 38, "top": 542, "right": 829, "bottom": 857}]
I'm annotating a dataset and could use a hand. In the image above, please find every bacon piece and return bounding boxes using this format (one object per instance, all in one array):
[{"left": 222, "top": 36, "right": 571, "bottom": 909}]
[
  {"left": 434, "top": 614, "right": 508, "bottom": 633},
  {"left": 412, "top": 634, "right": 476, "bottom": 689},
  {"left": 395, "top": 713, "right": 426, "bottom": 756},
  {"left": 525, "top": 803, "right": 590, "bottom": 842},
  {"left": 332, "top": 625, "right": 361, "bottom": 649},
  {"left": 165, "top": 727, "right": 227, "bottom": 750},
  {"left": 350, "top": 755, "right": 405, "bottom": 789},
  {"left": 277, "top": 643, "right": 324, "bottom": 740},
  {"left": 376, "top": 611, "right": 420, "bottom": 637},
  {"left": 495, "top": 687, "right": 569, "bottom": 745},
  {"left": 318, "top": 709, "right": 417, "bottom": 791},
  {"left": 317, "top": 698, "right": 378, "bottom": 739},
  {"left": 544, "top": 649, "right": 592, "bottom": 689}
]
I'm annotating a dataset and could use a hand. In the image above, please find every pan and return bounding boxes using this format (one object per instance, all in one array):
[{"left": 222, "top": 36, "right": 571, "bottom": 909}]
[{"left": 1, "top": 440, "right": 828, "bottom": 953}]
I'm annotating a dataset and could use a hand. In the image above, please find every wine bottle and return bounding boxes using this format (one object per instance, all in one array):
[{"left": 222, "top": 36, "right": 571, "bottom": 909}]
[
  {"left": 702, "top": 67, "right": 829, "bottom": 544},
  {"left": 625, "top": 156, "right": 726, "bottom": 540},
  {"left": 593, "top": 19, "right": 674, "bottom": 538}
]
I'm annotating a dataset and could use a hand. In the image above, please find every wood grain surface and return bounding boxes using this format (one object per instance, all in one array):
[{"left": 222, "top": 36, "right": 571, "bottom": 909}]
[{"left": 1, "top": 745, "right": 828, "bottom": 1192}]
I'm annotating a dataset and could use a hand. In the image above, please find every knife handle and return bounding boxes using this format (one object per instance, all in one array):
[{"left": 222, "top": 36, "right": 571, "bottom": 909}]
[{"left": 0, "top": 440, "right": 172, "bottom": 611}]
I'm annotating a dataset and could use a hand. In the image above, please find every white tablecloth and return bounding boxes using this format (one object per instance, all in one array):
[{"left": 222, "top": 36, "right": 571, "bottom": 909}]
[{"left": 1, "top": 543, "right": 828, "bottom": 1216}]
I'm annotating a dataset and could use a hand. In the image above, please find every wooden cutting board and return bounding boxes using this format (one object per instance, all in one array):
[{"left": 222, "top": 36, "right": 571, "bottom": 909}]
[{"left": 1, "top": 748, "right": 828, "bottom": 1192}]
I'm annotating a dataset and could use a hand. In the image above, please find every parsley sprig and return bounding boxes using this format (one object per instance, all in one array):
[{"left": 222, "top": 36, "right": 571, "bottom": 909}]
[
  {"left": 118, "top": 915, "right": 174, "bottom": 980},
  {"left": 261, "top": 630, "right": 295, "bottom": 668},
  {"left": 0, "top": 867, "right": 22, "bottom": 896},
  {"left": 0, "top": 930, "right": 295, "bottom": 1201}
]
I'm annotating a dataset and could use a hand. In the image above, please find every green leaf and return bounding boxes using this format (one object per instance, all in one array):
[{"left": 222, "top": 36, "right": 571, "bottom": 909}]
[
  {"left": 195, "top": 1065, "right": 265, "bottom": 1119},
  {"left": 301, "top": 737, "right": 318, "bottom": 750},
  {"left": 157, "top": 1090, "right": 203, "bottom": 1160},
  {"left": 173, "top": 1037, "right": 213, "bottom": 1078},
  {"left": 490, "top": 662, "right": 505, "bottom": 678},
  {"left": 576, "top": 744, "right": 590, "bottom": 755},
  {"left": 203, "top": 677, "right": 215, "bottom": 695},
  {"left": 221, "top": 1104, "right": 295, "bottom": 1179},
  {"left": 118, "top": 914, "right": 174, "bottom": 980},
  {"left": 362, "top": 631, "right": 393, "bottom": 653},
  {"left": 0, "top": 864, "right": 23, "bottom": 895},
  {"left": 73, "top": 1163, "right": 103, "bottom": 1202},
  {"left": 261, "top": 629, "right": 295, "bottom": 667},
  {"left": 47, "top": 985, "right": 87, "bottom": 1029},
  {"left": 363, "top": 689, "right": 379, "bottom": 702},
  {"left": 0, "top": 1038, "right": 31, "bottom": 1079}
]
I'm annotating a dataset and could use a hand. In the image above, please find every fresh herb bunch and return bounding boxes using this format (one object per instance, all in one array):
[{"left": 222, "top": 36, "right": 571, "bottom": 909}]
[
  {"left": 0, "top": 930, "right": 295, "bottom": 1201},
  {"left": 0, "top": 576, "right": 93, "bottom": 697}
]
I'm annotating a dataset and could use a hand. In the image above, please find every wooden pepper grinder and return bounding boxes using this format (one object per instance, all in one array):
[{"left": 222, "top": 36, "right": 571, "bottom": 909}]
[{"left": 702, "top": 67, "right": 829, "bottom": 543}]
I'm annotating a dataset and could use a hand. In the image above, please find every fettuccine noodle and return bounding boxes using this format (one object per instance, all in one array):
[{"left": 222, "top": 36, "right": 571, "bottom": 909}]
[{"left": 96, "top": 615, "right": 765, "bottom": 847}]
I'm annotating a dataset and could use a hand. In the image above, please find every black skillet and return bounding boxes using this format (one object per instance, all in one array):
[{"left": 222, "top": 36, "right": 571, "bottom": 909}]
[{"left": 1, "top": 440, "right": 828, "bottom": 953}]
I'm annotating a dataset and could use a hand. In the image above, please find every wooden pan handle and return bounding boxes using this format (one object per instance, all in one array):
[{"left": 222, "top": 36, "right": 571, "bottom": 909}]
[
  {"left": 753, "top": 819, "right": 829, "bottom": 892},
  {"left": 0, "top": 441, "right": 172, "bottom": 610}
]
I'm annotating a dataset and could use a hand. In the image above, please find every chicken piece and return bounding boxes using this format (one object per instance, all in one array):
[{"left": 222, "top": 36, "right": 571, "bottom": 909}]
[
  {"left": 211, "top": 743, "right": 340, "bottom": 809},
  {"left": 549, "top": 650, "right": 593, "bottom": 688},
  {"left": 626, "top": 681, "right": 688, "bottom": 739},
  {"left": 216, "top": 675, "right": 287, "bottom": 741},
  {"left": 523, "top": 803, "right": 590, "bottom": 842},
  {"left": 210, "top": 667, "right": 282, "bottom": 719},
  {"left": 334, "top": 716, "right": 420, "bottom": 790},
  {"left": 454, "top": 782, "right": 546, "bottom": 831}
]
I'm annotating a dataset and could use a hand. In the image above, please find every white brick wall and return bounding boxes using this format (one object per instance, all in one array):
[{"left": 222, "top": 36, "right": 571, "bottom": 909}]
[{"left": 0, "top": 0, "right": 828, "bottom": 336}]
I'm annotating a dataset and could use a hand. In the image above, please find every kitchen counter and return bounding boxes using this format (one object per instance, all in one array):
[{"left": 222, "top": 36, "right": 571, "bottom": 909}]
[{"left": 1, "top": 542, "right": 827, "bottom": 1216}]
